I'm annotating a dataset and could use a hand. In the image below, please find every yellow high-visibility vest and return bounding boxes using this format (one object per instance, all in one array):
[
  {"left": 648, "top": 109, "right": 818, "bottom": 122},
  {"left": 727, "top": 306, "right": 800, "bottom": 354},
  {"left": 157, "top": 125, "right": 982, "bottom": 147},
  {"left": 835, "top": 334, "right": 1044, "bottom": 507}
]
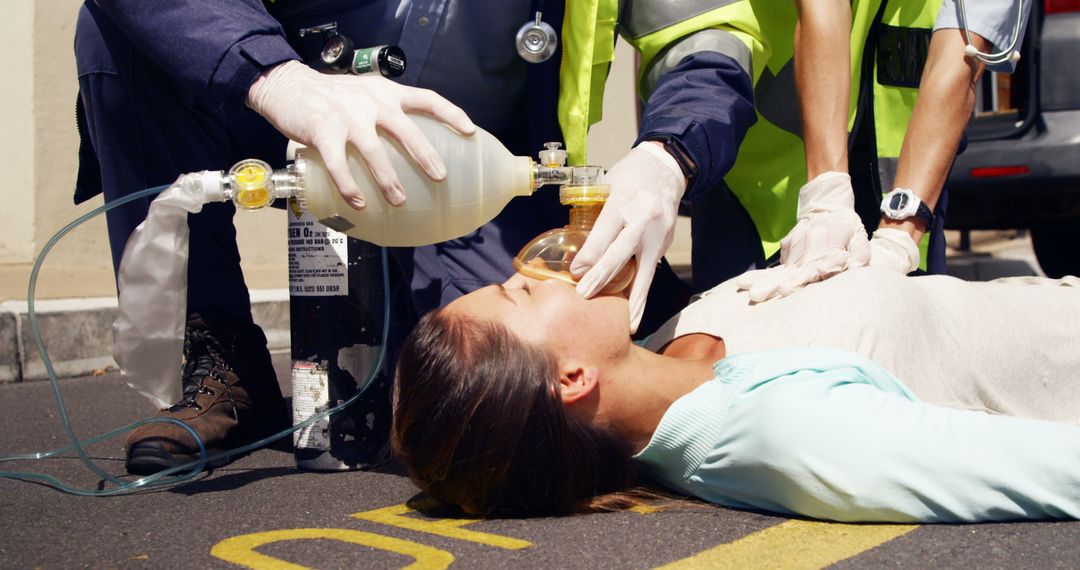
[{"left": 625, "top": 0, "right": 940, "bottom": 267}]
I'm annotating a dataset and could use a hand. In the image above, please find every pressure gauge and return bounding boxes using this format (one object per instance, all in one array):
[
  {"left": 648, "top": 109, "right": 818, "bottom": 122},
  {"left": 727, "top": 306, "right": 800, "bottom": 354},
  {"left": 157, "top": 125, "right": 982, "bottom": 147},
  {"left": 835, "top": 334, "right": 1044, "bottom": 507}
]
[{"left": 320, "top": 33, "right": 355, "bottom": 72}]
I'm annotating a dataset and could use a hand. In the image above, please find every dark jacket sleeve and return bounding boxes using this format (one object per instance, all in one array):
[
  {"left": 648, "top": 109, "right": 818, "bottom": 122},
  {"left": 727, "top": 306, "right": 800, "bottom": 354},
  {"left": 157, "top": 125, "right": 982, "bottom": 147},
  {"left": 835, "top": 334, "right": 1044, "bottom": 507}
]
[
  {"left": 635, "top": 51, "right": 756, "bottom": 200},
  {"left": 94, "top": 0, "right": 300, "bottom": 114}
]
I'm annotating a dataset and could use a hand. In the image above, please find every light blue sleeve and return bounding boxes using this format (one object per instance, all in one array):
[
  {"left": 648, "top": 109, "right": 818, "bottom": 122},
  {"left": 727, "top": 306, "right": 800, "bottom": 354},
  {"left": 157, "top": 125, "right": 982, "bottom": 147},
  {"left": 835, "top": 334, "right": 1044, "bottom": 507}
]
[
  {"left": 687, "top": 369, "right": 1080, "bottom": 523},
  {"left": 935, "top": 0, "right": 1031, "bottom": 73}
]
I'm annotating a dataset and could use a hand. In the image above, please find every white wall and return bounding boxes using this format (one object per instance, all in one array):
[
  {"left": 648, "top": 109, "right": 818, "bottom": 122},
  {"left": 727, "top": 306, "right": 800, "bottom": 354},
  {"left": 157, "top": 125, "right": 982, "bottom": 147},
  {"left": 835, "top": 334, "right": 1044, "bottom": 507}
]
[
  {"left": 0, "top": 2, "right": 37, "bottom": 266},
  {"left": 0, "top": 1, "right": 287, "bottom": 301},
  {"left": 587, "top": 39, "right": 639, "bottom": 167}
]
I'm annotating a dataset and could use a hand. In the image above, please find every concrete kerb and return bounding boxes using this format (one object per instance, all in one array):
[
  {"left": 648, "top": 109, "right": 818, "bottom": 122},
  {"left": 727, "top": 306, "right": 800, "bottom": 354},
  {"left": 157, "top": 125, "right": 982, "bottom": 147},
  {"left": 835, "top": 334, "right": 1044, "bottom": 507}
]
[{"left": 0, "top": 289, "right": 290, "bottom": 384}]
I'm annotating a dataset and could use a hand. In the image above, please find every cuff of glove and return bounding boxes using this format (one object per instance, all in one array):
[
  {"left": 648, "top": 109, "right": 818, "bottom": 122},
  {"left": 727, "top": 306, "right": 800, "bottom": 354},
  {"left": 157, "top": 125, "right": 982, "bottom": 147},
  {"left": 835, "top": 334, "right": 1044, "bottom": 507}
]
[
  {"left": 634, "top": 141, "right": 689, "bottom": 193},
  {"left": 797, "top": 171, "right": 855, "bottom": 217},
  {"left": 246, "top": 59, "right": 309, "bottom": 113},
  {"left": 870, "top": 227, "right": 920, "bottom": 273}
]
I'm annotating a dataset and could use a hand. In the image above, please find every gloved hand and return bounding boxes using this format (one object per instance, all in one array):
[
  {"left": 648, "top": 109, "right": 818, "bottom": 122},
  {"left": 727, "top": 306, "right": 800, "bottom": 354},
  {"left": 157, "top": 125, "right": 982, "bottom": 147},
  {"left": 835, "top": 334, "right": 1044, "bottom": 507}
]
[
  {"left": 868, "top": 227, "right": 920, "bottom": 273},
  {"left": 247, "top": 60, "right": 476, "bottom": 209},
  {"left": 570, "top": 141, "right": 687, "bottom": 333},
  {"left": 736, "top": 172, "right": 870, "bottom": 302}
]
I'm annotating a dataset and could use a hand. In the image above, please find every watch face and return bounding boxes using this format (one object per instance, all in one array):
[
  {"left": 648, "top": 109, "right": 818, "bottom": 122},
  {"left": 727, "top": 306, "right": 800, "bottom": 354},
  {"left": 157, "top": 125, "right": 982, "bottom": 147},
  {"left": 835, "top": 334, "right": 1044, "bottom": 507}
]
[{"left": 888, "top": 192, "right": 910, "bottom": 211}]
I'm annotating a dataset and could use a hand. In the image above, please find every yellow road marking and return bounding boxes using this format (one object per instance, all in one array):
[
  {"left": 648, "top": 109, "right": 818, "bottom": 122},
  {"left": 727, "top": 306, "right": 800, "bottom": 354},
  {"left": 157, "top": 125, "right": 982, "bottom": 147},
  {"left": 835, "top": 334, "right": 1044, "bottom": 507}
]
[
  {"left": 655, "top": 520, "right": 918, "bottom": 569},
  {"left": 211, "top": 528, "right": 454, "bottom": 570},
  {"left": 351, "top": 504, "right": 533, "bottom": 550},
  {"left": 629, "top": 504, "right": 664, "bottom": 515}
]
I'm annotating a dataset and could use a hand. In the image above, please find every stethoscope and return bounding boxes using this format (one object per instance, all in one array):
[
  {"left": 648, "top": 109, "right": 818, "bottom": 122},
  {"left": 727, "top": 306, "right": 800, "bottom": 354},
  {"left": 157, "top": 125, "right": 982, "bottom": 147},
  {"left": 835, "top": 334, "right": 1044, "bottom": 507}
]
[
  {"left": 958, "top": 0, "right": 1025, "bottom": 65},
  {"left": 516, "top": 2, "right": 558, "bottom": 63}
]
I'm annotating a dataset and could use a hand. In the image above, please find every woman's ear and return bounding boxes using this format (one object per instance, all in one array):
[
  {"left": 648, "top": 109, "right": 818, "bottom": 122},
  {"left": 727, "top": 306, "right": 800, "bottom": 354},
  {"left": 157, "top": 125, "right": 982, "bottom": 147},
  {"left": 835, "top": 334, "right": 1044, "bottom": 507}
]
[{"left": 559, "top": 367, "right": 599, "bottom": 405}]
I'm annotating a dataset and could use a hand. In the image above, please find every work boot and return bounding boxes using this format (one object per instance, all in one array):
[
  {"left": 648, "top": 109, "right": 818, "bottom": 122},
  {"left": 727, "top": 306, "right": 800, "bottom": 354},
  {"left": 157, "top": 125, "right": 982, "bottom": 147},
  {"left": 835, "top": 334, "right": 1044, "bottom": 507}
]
[{"left": 124, "top": 315, "right": 289, "bottom": 475}]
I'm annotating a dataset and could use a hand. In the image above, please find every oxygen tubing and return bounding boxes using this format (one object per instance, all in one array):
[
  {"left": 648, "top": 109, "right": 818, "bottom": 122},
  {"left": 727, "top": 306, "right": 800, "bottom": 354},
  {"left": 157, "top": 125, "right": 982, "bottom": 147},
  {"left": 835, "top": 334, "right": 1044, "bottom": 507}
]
[{"left": 0, "top": 184, "right": 392, "bottom": 496}]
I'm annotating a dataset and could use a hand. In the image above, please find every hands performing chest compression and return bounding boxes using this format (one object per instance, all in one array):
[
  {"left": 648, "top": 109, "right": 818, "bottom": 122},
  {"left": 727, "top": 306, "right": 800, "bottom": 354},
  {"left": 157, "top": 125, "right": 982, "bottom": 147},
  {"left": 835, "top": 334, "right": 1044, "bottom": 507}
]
[{"left": 735, "top": 173, "right": 921, "bottom": 302}]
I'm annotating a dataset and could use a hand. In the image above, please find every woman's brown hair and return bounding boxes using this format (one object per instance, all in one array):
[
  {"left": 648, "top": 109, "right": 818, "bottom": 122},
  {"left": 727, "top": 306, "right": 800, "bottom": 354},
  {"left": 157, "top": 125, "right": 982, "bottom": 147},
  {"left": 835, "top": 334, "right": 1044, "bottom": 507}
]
[{"left": 391, "top": 308, "right": 643, "bottom": 516}]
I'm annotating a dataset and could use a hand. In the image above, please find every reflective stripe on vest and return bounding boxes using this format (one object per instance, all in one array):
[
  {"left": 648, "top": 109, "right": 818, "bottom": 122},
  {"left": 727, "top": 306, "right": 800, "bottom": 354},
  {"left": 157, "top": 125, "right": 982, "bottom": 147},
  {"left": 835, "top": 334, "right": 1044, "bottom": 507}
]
[
  {"left": 641, "top": 28, "right": 752, "bottom": 98},
  {"left": 623, "top": 0, "right": 742, "bottom": 39},
  {"left": 559, "top": 0, "right": 754, "bottom": 165}
]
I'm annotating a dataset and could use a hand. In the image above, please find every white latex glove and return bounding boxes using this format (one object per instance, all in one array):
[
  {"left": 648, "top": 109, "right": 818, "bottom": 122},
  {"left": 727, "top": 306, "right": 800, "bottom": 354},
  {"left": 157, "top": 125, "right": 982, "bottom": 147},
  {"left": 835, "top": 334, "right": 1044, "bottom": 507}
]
[
  {"left": 247, "top": 60, "right": 476, "bottom": 208},
  {"left": 868, "top": 227, "right": 920, "bottom": 273},
  {"left": 570, "top": 142, "right": 687, "bottom": 333},
  {"left": 736, "top": 172, "right": 870, "bottom": 302}
]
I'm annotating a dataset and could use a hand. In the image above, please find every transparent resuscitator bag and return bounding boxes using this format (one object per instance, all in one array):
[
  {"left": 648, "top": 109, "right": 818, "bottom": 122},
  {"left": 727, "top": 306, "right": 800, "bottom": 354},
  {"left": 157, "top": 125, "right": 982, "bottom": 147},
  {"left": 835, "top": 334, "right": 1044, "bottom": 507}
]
[{"left": 113, "top": 172, "right": 224, "bottom": 409}]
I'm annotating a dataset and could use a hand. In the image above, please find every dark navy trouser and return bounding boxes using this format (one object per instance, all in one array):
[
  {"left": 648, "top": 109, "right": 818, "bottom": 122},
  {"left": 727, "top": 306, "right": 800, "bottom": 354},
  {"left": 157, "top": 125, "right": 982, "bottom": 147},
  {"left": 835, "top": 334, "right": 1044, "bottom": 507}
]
[{"left": 75, "top": 3, "right": 283, "bottom": 324}]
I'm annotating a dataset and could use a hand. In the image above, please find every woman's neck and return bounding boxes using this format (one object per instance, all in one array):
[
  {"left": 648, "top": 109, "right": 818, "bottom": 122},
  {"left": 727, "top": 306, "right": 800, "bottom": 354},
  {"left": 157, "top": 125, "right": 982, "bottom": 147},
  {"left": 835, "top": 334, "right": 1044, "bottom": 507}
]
[
  {"left": 658, "top": 333, "right": 726, "bottom": 362},
  {"left": 604, "top": 344, "right": 720, "bottom": 453}
]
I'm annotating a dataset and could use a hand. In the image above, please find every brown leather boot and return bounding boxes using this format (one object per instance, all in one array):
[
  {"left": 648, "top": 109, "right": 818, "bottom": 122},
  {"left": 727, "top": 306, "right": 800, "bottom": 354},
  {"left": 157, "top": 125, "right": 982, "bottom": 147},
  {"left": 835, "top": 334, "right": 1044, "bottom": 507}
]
[{"left": 124, "top": 315, "right": 289, "bottom": 475}]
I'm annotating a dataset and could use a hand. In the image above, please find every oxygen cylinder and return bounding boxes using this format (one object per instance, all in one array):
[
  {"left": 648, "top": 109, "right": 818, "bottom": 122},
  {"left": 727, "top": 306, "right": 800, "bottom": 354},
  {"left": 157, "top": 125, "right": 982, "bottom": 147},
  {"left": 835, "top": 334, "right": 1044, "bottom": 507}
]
[{"left": 287, "top": 201, "right": 392, "bottom": 471}]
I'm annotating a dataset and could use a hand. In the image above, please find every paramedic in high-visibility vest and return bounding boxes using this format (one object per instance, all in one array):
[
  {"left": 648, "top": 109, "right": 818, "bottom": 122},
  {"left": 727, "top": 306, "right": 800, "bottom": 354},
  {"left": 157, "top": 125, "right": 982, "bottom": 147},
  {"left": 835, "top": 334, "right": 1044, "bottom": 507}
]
[
  {"left": 727, "top": 0, "right": 1033, "bottom": 301},
  {"left": 576, "top": 0, "right": 1029, "bottom": 305}
]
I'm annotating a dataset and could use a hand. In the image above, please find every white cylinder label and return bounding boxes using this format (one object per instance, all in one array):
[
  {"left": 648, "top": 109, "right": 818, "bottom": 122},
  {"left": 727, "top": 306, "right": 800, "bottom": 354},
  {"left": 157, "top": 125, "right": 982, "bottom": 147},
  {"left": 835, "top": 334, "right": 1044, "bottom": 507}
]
[{"left": 288, "top": 203, "right": 348, "bottom": 297}]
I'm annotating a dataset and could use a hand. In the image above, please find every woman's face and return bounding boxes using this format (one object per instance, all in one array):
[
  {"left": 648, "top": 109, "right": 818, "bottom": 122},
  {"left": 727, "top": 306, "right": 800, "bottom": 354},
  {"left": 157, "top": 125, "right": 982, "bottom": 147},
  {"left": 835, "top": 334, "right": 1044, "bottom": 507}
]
[{"left": 444, "top": 273, "right": 632, "bottom": 362}]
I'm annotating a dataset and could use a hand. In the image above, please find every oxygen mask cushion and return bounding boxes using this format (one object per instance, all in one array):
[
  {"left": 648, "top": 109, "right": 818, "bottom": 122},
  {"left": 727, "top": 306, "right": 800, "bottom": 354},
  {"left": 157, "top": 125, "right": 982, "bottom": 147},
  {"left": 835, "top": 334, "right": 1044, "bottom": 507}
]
[
  {"left": 513, "top": 234, "right": 635, "bottom": 297},
  {"left": 515, "top": 182, "right": 635, "bottom": 296}
]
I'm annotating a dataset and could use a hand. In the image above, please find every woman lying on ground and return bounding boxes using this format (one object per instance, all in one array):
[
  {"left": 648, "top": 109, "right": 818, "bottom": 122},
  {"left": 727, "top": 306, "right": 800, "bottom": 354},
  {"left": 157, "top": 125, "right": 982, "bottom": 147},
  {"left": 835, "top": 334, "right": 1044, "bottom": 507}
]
[{"left": 391, "top": 267, "right": 1080, "bottom": 522}]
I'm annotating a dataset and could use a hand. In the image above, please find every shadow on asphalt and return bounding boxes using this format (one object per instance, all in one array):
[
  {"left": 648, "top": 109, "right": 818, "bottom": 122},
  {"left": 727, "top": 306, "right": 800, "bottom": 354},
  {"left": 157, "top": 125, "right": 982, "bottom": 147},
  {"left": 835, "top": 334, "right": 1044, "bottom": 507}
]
[
  {"left": 167, "top": 453, "right": 409, "bottom": 497},
  {"left": 169, "top": 466, "right": 301, "bottom": 496}
]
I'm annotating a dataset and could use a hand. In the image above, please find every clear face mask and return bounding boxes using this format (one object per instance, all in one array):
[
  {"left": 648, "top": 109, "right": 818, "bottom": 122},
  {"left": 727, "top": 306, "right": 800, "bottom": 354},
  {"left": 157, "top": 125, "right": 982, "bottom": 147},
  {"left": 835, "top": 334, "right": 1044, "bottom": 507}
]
[{"left": 512, "top": 165, "right": 636, "bottom": 297}]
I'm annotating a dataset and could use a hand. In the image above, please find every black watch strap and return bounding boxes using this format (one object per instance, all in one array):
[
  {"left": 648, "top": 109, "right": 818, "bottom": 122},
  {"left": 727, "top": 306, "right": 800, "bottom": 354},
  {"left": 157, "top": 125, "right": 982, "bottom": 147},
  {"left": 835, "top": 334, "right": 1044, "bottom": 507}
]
[
  {"left": 642, "top": 134, "right": 698, "bottom": 181},
  {"left": 914, "top": 200, "right": 934, "bottom": 228}
]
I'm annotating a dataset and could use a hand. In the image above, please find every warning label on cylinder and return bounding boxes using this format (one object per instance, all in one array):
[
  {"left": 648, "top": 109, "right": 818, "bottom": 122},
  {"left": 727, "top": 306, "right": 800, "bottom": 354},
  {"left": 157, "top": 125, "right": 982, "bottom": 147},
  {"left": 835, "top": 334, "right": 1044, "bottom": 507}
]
[
  {"left": 291, "top": 360, "right": 331, "bottom": 451},
  {"left": 288, "top": 205, "right": 348, "bottom": 297}
]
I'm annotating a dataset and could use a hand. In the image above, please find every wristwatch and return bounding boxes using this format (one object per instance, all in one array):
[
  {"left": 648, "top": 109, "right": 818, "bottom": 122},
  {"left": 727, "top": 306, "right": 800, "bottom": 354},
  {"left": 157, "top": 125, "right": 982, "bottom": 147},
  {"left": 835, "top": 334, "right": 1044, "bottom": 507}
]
[
  {"left": 641, "top": 134, "right": 698, "bottom": 181},
  {"left": 880, "top": 188, "right": 933, "bottom": 228}
]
